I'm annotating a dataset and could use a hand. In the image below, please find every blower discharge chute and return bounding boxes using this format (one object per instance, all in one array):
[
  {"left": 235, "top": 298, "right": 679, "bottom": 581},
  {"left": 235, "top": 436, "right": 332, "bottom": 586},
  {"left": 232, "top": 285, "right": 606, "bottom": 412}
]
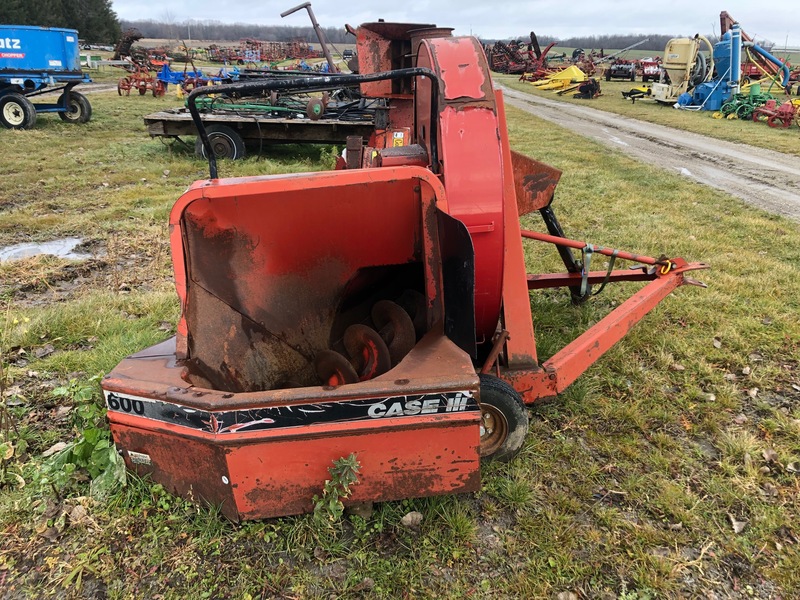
[{"left": 101, "top": 23, "right": 707, "bottom": 520}]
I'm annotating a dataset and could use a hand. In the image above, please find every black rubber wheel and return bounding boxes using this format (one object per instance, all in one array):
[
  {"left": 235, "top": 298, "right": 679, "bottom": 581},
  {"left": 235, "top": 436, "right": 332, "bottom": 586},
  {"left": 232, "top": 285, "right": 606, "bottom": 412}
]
[
  {"left": 478, "top": 374, "right": 528, "bottom": 462},
  {"left": 58, "top": 92, "right": 92, "bottom": 123},
  {"left": 0, "top": 93, "right": 37, "bottom": 129},
  {"left": 195, "top": 124, "right": 246, "bottom": 160}
]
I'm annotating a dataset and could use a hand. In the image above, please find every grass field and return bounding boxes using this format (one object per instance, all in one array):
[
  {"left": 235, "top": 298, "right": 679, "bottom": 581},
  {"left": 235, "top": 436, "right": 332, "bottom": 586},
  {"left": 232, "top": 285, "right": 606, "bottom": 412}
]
[{"left": 0, "top": 88, "right": 799, "bottom": 599}]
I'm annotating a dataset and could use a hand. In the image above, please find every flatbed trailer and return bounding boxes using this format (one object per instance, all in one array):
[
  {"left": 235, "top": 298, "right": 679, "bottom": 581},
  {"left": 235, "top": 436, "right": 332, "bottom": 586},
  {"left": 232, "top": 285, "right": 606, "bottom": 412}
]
[{"left": 144, "top": 107, "right": 374, "bottom": 159}]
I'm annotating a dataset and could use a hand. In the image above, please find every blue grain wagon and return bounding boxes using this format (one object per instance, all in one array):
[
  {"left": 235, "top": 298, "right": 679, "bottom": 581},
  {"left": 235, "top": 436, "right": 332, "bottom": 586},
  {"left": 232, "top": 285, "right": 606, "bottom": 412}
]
[{"left": 0, "top": 25, "right": 93, "bottom": 129}]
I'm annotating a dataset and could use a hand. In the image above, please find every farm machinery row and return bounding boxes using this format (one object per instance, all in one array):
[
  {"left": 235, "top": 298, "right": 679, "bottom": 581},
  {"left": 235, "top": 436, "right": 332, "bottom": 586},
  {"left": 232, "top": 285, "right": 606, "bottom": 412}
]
[
  {"left": 117, "top": 62, "right": 241, "bottom": 98},
  {"left": 647, "top": 12, "right": 797, "bottom": 109},
  {"left": 102, "top": 21, "right": 707, "bottom": 520},
  {"left": 484, "top": 33, "right": 558, "bottom": 75},
  {"left": 206, "top": 39, "right": 321, "bottom": 64},
  {"left": 718, "top": 93, "right": 800, "bottom": 129}
]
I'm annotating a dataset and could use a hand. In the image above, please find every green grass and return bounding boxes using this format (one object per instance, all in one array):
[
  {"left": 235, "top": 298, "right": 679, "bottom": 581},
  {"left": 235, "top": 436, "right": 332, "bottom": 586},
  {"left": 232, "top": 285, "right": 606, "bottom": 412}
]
[
  {"left": 498, "top": 73, "right": 800, "bottom": 157},
  {"left": 0, "top": 89, "right": 799, "bottom": 598}
]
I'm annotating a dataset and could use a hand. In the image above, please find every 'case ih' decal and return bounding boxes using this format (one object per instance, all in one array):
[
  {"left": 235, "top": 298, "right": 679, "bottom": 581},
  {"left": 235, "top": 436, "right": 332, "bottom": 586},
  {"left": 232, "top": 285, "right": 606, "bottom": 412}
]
[{"left": 105, "top": 390, "right": 477, "bottom": 434}]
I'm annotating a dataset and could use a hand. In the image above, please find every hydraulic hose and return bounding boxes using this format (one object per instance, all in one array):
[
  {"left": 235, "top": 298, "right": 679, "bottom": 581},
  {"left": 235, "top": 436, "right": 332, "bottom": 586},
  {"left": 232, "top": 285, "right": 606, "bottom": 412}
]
[{"left": 744, "top": 43, "right": 791, "bottom": 88}]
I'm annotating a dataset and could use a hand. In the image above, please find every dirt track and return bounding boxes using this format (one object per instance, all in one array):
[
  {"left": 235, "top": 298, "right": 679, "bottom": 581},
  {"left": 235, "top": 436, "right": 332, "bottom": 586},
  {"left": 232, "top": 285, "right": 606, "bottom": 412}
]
[{"left": 500, "top": 86, "right": 800, "bottom": 221}]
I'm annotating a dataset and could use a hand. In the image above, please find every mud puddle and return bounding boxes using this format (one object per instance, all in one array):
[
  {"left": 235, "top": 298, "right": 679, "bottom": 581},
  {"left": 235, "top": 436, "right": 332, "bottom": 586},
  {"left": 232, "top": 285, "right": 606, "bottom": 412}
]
[{"left": 0, "top": 238, "right": 92, "bottom": 263}]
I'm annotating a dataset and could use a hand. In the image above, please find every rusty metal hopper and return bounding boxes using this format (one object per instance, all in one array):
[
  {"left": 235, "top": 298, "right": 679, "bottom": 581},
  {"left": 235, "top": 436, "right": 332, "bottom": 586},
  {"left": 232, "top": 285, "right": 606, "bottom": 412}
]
[{"left": 102, "top": 166, "right": 482, "bottom": 520}]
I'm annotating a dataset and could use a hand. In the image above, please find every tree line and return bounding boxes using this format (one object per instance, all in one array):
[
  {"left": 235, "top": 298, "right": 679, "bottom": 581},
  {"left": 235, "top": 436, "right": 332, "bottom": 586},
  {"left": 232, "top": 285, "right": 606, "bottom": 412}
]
[
  {"left": 503, "top": 33, "right": 683, "bottom": 53},
  {"left": 0, "top": 0, "right": 121, "bottom": 43},
  {"left": 121, "top": 22, "right": 681, "bottom": 51},
  {"left": 120, "top": 19, "right": 352, "bottom": 45}
]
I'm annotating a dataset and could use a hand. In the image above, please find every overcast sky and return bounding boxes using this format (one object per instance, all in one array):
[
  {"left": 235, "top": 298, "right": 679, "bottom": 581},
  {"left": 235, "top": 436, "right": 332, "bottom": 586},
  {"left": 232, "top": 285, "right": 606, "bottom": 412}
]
[{"left": 110, "top": 1, "right": 799, "bottom": 48}]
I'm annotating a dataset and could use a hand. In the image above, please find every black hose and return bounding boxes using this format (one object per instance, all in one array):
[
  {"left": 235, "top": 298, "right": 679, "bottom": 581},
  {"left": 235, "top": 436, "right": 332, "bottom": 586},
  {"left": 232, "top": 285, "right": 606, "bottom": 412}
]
[{"left": 691, "top": 52, "right": 707, "bottom": 87}]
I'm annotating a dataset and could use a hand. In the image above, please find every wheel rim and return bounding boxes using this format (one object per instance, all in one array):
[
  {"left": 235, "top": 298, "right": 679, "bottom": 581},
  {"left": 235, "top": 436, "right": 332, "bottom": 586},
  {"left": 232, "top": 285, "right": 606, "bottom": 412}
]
[
  {"left": 2, "top": 101, "right": 25, "bottom": 127},
  {"left": 209, "top": 134, "right": 235, "bottom": 158},
  {"left": 64, "top": 100, "right": 80, "bottom": 119},
  {"left": 479, "top": 402, "right": 509, "bottom": 457}
]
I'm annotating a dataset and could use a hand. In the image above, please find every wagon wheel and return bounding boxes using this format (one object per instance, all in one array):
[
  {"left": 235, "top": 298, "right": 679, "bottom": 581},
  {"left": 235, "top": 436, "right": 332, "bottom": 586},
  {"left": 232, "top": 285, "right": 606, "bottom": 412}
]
[
  {"left": 152, "top": 80, "right": 166, "bottom": 97},
  {"left": 182, "top": 78, "right": 204, "bottom": 94},
  {"left": 138, "top": 83, "right": 148, "bottom": 96},
  {"left": 117, "top": 77, "right": 131, "bottom": 96},
  {"left": 478, "top": 374, "right": 529, "bottom": 462}
]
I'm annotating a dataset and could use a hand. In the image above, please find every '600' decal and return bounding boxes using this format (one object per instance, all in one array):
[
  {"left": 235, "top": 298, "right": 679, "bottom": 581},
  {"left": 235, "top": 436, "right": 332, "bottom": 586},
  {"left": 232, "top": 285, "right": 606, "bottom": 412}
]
[{"left": 106, "top": 394, "right": 145, "bottom": 415}]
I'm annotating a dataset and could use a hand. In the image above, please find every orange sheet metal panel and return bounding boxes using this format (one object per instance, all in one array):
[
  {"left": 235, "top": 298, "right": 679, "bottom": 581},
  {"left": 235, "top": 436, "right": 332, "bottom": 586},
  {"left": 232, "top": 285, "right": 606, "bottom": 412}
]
[
  {"left": 416, "top": 36, "right": 505, "bottom": 343},
  {"left": 108, "top": 394, "right": 480, "bottom": 521},
  {"left": 228, "top": 413, "right": 480, "bottom": 520}
]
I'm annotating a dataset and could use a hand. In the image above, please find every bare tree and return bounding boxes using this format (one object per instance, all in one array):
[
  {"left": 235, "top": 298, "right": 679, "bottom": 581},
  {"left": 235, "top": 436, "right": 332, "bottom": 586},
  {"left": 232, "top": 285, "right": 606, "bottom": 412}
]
[{"left": 161, "top": 10, "right": 176, "bottom": 40}]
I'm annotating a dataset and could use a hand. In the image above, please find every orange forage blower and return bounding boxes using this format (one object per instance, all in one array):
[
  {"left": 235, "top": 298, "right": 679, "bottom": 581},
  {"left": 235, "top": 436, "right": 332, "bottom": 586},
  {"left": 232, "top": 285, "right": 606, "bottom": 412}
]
[{"left": 101, "top": 23, "right": 707, "bottom": 520}]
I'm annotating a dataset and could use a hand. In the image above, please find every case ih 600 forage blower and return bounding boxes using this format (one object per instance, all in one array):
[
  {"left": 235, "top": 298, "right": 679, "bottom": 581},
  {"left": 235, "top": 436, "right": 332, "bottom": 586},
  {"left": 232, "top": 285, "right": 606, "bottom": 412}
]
[{"left": 101, "top": 22, "right": 706, "bottom": 520}]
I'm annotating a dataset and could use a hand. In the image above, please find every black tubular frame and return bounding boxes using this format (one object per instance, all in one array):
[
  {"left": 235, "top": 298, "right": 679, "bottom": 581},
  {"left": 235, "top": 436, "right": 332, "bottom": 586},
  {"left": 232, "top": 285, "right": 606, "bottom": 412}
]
[{"left": 187, "top": 67, "right": 440, "bottom": 179}]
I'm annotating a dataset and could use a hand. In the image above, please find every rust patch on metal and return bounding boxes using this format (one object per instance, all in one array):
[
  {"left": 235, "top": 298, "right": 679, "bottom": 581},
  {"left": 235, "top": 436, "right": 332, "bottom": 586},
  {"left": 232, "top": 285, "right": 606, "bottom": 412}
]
[{"left": 510, "top": 150, "right": 562, "bottom": 215}]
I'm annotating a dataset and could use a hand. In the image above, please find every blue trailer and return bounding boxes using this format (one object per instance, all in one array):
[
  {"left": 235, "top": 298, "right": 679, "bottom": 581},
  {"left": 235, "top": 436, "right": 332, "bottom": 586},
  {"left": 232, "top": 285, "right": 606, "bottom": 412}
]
[{"left": 0, "top": 25, "right": 93, "bottom": 129}]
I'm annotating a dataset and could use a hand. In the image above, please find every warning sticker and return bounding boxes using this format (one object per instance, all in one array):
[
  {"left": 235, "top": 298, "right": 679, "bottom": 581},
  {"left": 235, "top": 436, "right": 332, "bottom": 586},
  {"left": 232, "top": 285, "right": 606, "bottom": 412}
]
[{"left": 0, "top": 53, "right": 24, "bottom": 59}]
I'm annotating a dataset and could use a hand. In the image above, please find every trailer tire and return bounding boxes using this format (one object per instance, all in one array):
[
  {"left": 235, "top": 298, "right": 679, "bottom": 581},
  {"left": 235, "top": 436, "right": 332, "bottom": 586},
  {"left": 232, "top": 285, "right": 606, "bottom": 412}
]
[
  {"left": 0, "top": 93, "right": 37, "bottom": 129},
  {"left": 478, "top": 374, "right": 528, "bottom": 462},
  {"left": 58, "top": 92, "right": 92, "bottom": 123},
  {"left": 195, "top": 125, "right": 246, "bottom": 160}
]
